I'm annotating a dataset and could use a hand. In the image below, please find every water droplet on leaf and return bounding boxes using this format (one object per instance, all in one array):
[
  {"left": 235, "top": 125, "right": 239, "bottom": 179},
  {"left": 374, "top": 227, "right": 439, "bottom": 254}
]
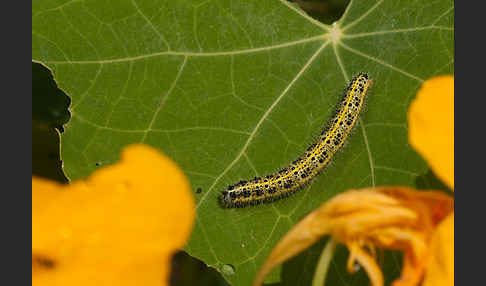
[{"left": 221, "top": 264, "right": 235, "bottom": 276}]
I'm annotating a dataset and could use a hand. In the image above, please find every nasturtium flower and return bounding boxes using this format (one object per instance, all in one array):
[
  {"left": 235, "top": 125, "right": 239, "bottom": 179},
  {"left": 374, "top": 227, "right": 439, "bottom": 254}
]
[
  {"left": 408, "top": 76, "right": 454, "bottom": 190},
  {"left": 254, "top": 75, "right": 454, "bottom": 286},
  {"left": 409, "top": 75, "right": 454, "bottom": 286},
  {"left": 253, "top": 187, "right": 453, "bottom": 286},
  {"left": 422, "top": 213, "right": 454, "bottom": 286},
  {"left": 32, "top": 144, "right": 195, "bottom": 286}
]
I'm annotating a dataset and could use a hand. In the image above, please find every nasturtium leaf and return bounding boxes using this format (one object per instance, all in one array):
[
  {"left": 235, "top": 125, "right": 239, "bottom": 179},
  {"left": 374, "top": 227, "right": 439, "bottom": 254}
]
[{"left": 32, "top": 0, "right": 453, "bottom": 285}]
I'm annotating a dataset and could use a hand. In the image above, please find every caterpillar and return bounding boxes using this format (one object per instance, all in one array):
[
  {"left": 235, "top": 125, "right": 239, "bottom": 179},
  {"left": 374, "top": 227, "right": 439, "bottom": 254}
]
[{"left": 221, "top": 73, "right": 372, "bottom": 208}]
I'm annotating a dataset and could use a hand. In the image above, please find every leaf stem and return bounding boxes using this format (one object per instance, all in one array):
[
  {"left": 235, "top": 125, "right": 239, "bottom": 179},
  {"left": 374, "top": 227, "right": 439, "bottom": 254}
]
[{"left": 312, "top": 237, "right": 338, "bottom": 286}]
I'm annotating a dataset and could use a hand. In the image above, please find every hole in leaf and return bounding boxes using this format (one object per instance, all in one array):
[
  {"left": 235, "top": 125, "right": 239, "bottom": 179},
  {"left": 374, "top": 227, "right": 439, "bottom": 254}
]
[
  {"left": 32, "top": 62, "right": 71, "bottom": 183},
  {"left": 170, "top": 251, "right": 230, "bottom": 285},
  {"left": 289, "top": 0, "right": 351, "bottom": 24}
]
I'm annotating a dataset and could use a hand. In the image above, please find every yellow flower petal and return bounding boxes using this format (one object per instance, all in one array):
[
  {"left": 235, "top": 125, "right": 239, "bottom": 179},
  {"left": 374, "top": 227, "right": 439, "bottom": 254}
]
[
  {"left": 422, "top": 212, "right": 454, "bottom": 286},
  {"left": 253, "top": 186, "right": 453, "bottom": 286},
  {"left": 408, "top": 76, "right": 454, "bottom": 190},
  {"left": 32, "top": 144, "right": 195, "bottom": 286}
]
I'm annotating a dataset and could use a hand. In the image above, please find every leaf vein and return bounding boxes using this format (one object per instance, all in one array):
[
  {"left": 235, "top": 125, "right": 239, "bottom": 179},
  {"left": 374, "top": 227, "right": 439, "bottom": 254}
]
[
  {"left": 342, "top": 25, "right": 453, "bottom": 39},
  {"left": 40, "top": 35, "right": 327, "bottom": 64},
  {"left": 131, "top": 0, "right": 171, "bottom": 50},
  {"left": 196, "top": 40, "right": 331, "bottom": 210},
  {"left": 339, "top": 42, "right": 424, "bottom": 82},
  {"left": 341, "top": 0, "right": 385, "bottom": 32},
  {"left": 141, "top": 56, "right": 188, "bottom": 142}
]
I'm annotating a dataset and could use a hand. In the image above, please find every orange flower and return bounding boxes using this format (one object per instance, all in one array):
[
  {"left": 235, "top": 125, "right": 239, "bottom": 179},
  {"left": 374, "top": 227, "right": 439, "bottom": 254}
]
[
  {"left": 253, "top": 187, "right": 453, "bottom": 286},
  {"left": 254, "top": 75, "right": 454, "bottom": 286},
  {"left": 408, "top": 76, "right": 454, "bottom": 190},
  {"left": 409, "top": 76, "right": 454, "bottom": 286},
  {"left": 32, "top": 144, "right": 195, "bottom": 286},
  {"left": 422, "top": 213, "right": 454, "bottom": 286}
]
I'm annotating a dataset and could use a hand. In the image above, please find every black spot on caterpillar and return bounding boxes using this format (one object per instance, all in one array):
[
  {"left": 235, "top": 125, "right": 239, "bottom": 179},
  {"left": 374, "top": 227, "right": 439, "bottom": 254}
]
[{"left": 220, "top": 73, "right": 372, "bottom": 208}]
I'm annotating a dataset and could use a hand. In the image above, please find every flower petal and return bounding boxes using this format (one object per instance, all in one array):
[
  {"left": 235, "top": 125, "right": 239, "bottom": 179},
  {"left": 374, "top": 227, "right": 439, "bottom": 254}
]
[
  {"left": 252, "top": 209, "right": 326, "bottom": 286},
  {"left": 253, "top": 186, "right": 453, "bottom": 286},
  {"left": 422, "top": 212, "right": 454, "bottom": 286},
  {"left": 347, "top": 242, "right": 384, "bottom": 286},
  {"left": 408, "top": 76, "right": 454, "bottom": 190},
  {"left": 32, "top": 144, "right": 195, "bottom": 286}
]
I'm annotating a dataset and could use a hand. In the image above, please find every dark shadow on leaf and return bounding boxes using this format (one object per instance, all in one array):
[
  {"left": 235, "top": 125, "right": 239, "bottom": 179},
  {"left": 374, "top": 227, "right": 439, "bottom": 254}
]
[{"left": 415, "top": 169, "right": 452, "bottom": 195}]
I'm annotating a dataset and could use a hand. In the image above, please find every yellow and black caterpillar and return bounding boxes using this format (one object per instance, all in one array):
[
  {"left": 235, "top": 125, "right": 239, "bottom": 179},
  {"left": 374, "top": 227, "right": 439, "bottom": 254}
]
[{"left": 221, "top": 73, "right": 372, "bottom": 208}]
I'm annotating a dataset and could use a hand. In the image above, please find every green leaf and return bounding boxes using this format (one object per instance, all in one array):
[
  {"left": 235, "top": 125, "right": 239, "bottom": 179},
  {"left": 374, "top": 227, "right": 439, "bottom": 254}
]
[{"left": 32, "top": 0, "right": 453, "bottom": 285}]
